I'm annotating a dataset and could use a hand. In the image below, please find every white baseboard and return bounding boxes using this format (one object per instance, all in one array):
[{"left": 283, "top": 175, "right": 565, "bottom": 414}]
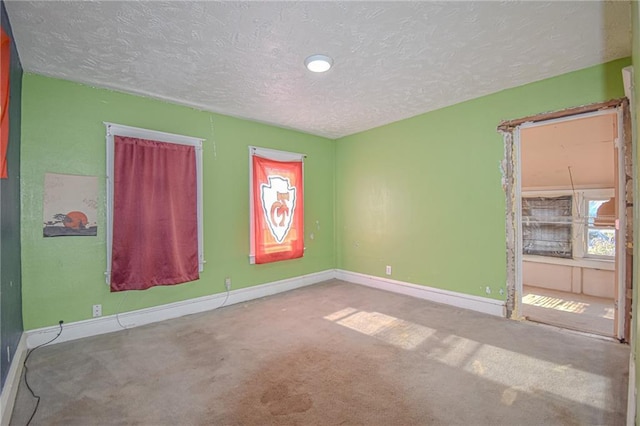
[
  {"left": 0, "top": 334, "right": 27, "bottom": 426},
  {"left": 26, "top": 268, "right": 506, "bottom": 348},
  {"left": 336, "top": 269, "right": 505, "bottom": 317},
  {"left": 627, "top": 352, "right": 636, "bottom": 426},
  {"left": 26, "top": 269, "right": 335, "bottom": 349}
]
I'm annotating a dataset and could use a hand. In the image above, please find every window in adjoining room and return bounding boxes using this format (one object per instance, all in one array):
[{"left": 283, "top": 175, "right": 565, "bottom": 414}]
[
  {"left": 522, "top": 196, "right": 572, "bottom": 259},
  {"left": 585, "top": 197, "right": 616, "bottom": 259}
]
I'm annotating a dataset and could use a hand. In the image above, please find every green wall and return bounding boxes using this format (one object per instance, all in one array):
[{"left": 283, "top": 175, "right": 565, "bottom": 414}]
[
  {"left": 21, "top": 58, "right": 631, "bottom": 329},
  {"left": 21, "top": 74, "right": 335, "bottom": 329},
  {"left": 336, "top": 58, "right": 630, "bottom": 300}
]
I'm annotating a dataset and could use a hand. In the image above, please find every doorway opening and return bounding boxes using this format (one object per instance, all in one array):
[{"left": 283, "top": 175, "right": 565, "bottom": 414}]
[{"left": 499, "top": 99, "right": 632, "bottom": 341}]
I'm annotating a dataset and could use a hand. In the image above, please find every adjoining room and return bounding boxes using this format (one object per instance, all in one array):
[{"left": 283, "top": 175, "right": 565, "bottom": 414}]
[{"left": 519, "top": 112, "right": 622, "bottom": 337}]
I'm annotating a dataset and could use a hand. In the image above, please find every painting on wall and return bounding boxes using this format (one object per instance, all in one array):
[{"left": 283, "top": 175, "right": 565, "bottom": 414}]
[{"left": 43, "top": 172, "right": 98, "bottom": 237}]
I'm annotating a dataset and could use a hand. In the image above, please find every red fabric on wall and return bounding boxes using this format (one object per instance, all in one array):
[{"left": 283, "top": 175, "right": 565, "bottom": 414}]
[
  {"left": 0, "top": 27, "right": 11, "bottom": 179},
  {"left": 110, "top": 136, "right": 199, "bottom": 291},
  {"left": 253, "top": 155, "right": 304, "bottom": 264}
]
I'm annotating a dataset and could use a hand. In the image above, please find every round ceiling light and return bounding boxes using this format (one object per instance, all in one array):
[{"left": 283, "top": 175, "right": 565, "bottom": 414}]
[{"left": 304, "top": 54, "right": 333, "bottom": 73}]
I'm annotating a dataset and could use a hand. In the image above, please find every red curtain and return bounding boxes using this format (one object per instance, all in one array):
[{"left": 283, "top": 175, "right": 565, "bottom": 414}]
[
  {"left": 253, "top": 155, "right": 304, "bottom": 264},
  {"left": 0, "top": 27, "right": 11, "bottom": 179},
  {"left": 110, "top": 136, "right": 199, "bottom": 291}
]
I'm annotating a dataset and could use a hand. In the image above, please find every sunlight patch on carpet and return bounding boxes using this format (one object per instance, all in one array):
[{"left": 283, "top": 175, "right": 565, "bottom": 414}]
[
  {"left": 324, "top": 307, "right": 613, "bottom": 411},
  {"left": 324, "top": 309, "right": 435, "bottom": 350}
]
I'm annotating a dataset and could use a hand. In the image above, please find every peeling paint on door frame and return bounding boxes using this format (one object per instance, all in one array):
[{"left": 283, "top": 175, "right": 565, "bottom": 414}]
[{"left": 497, "top": 98, "right": 633, "bottom": 341}]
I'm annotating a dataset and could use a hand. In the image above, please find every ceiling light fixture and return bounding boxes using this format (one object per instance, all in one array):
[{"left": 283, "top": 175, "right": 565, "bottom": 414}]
[{"left": 305, "top": 54, "right": 333, "bottom": 73}]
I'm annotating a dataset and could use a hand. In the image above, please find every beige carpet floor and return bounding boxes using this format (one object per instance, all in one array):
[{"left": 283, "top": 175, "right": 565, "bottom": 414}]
[{"left": 10, "top": 280, "right": 629, "bottom": 425}]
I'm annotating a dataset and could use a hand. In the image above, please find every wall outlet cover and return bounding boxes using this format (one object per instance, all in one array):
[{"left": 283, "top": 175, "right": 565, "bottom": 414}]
[{"left": 92, "top": 304, "right": 102, "bottom": 317}]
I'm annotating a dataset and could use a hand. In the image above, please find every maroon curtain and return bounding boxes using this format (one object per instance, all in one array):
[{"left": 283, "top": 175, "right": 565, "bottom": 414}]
[{"left": 110, "top": 136, "right": 199, "bottom": 291}]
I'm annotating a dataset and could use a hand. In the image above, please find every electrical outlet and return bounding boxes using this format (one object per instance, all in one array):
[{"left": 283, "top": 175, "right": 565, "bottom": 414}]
[
  {"left": 225, "top": 277, "right": 231, "bottom": 291},
  {"left": 385, "top": 265, "right": 392, "bottom": 275},
  {"left": 92, "top": 304, "right": 102, "bottom": 318}
]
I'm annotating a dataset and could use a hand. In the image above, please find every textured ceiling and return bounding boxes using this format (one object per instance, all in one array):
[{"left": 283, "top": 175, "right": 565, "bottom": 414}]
[{"left": 4, "top": 1, "right": 632, "bottom": 139}]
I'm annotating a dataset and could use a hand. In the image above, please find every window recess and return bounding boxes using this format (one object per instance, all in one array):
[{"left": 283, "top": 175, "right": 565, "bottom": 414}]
[
  {"left": 105, "top": 122, "right": 205, "bottom": 289},
  {"left": 522, "top": 196, "right": 572, "bottom": 258}
]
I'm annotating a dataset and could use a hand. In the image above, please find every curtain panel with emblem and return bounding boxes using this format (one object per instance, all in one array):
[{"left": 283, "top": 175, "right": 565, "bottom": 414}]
[{"left": 252, "top": 154, "right": 304, "bottom": 264}]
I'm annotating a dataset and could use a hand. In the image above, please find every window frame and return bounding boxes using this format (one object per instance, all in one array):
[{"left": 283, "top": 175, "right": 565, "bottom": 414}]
[
  {"left": 521, "top": 188, "right": 615, "bottom": 264},
  {"left": 104, "top": 122, "right": 205, "bottom": 284},
  {"left": 583, "top": 195, "right": 616, "bottom": 260}
]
